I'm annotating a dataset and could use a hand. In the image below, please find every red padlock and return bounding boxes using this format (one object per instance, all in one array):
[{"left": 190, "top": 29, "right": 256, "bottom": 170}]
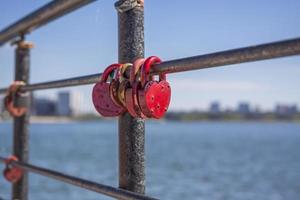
[
  {"left": 92, "top": 64, "right": 126, "bottom": 117},
  {"left": 110, "top": 63, "right": 132, "bottom": 108},
  {"left": 4, "top": 81, "right": 27, "bottom": 117},
  {"left": 138, "top": 56, "right": 171, "bottom": 119},
  {"left": 3, "top": 156, "right": 23, "bottom": 183},
  {"left": 125, "top": 58, "right": 146, "bottom": 118}
]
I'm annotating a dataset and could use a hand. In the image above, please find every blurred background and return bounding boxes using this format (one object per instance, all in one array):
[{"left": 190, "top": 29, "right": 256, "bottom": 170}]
[{"left": 0, "top": 0, "right": 300, "bottom": 200}]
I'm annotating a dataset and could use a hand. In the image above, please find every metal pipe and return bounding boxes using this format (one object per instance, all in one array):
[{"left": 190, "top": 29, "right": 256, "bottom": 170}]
[
  {"left": 0, "top": 157, "right": 158, "bottom": 200},
  {"left": 0, "top": 37, "right": 300, "bottom": 94},
  {"left": 153, "top": 37, "right": 300, "bottom": 75},
  {"left": 12, "top": 41, "right": 31, "bottom": 200},
  {"left": 0, "top": 73, "right": 101, "bottom": 94},
  {"left": 116, "top": 0, "right": 146, "bottom": 196},
  {"left": 0, "top": 0, "right": 96, "bottom": 46}
]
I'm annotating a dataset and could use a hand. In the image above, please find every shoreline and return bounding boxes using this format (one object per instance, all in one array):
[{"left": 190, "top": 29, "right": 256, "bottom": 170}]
[
  {"left": 30, "top": 116, "right": 74, "bottom": 123},
  {"left": 0, "top": 116, "right": 298, "bottom": 124}
]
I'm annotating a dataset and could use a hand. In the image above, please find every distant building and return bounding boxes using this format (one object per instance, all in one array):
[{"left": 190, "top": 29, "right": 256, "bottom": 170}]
[
  {"left": 224, "top": 107, "right": 233, "bottom": 114},
  {"left": 209, "top": 101, "right": 220, "bottom": 114},
  {"left": 33, "top": 98, "right": 56, "bottom": 116},
  {"left": 237, "top": 102, "right": 251, "bottom": 115},
  {"left": 290, "top": 105, "right": 298, "bottom": 114},
  {"left": 0, "top": 96, "right": 3, "bottom": 112},
  {"left": 254, "top": 105, "right": 261, "bottom": 114},
  {"left": 56, "top": 91, "right": 85, "bottom": 116},
  {"left": 69, "top": 91, "right": 85, "bottom": 116},
  {"left": 57, "top": 91, "right": 72, "bottom": 116},
  {"left": 275, "top": 104, "right": 298, "bottom": 116}
]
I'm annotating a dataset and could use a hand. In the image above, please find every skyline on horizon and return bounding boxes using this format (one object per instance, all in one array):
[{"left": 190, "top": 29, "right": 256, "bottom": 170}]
[
  {"left": 0, "top": 0, "right": 299, "bottom": 111},
  {"left": 29, "top": 90, "right": 299, "bottom": 113}
]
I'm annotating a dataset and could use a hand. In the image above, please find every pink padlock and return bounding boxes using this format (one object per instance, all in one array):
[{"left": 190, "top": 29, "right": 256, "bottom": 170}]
[{"left": 92, "top": 64, "right": 126, "bottom": 117}]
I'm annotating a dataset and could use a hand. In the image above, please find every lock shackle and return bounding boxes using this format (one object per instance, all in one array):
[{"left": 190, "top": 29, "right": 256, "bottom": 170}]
[
  {"left": 121, "top": 63, "right": 132, "bottom": 77},
  {"left": 8, "top": 81, "right": 25, "bottom": 93},
  {"left": 100, "top": 64, "right": 122, "bottom": 83},
  {"left": 130, "top": 58, "right": 145, "bottom": 86},
  {"left": 120, "top": 63, "right": 132, "bottom": 82},
  {"left": 4, "top": 155, "right": 18, "bottom": 166},
  {"left": 5, "top": 81, "right": 25, "bottom": 98},
  {"left": 141, "top": 56, "right": 165, "bottom": 87}
]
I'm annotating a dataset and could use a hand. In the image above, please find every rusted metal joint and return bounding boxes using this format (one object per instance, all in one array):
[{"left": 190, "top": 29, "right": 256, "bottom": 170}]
[
  {"left": 17, "top": 41, "right": 34, "bottom": 49},
  {"left": 11, "top": 36, "right": 34, "bottom": 49},
  {"left": 115, "top": 0, "right": 144, "bottom": 13}
]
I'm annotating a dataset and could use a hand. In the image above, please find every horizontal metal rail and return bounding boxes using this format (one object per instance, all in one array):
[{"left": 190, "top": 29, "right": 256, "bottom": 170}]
[
  {"left": 0, "top": 0, "right": 96, "bottom": 46},
  {"left": 0, "top": 156, "right": 158, "bottom": 200},
  {"left": 0, "top": 73, "right": 102, "bottom": 94},
  {"left": 155, "top": 37, "right": 300, "bottom": 75},
  {"left": 0, "top": 37, "right": 300, "bottom": 94}
]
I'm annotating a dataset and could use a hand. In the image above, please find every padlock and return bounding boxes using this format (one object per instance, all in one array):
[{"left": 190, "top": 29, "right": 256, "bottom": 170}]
[
  {"left": 92, "top": 64, "right": 126, "bottom": 117},
  {"left": 14, "top": 92, "right": 29, "bottom": 107},
  {"left": 3, "top": 156, "right": 23, "bottom": 183},
  {"left": 138, "top": 56, "right": 171, "bottom": 119},
  {"left": 109, "top": 72, "right": 123, "bottom": 107},
  {"left": 118, "top": 80, "right": 130, "bottom": 107},
  {"left": 125, "top": 58, "right": 147, "bottom": 118},
  {"left": 131, "top": 59, "right": 147, "bottom": 119},
  {"left": 117, "top": 63, "right": 132, "bottom": 107},
  {"left": 4, "top": 81, "right": 27, "bottom": 117},
  {"left": 110, "top": 63, "right": 132, "bottom": 108}
]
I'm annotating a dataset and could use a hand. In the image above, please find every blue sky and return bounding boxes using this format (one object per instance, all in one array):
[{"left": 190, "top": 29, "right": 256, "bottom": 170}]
[{"left": 0, "top": 0, "right": 300, "bottom": 112}]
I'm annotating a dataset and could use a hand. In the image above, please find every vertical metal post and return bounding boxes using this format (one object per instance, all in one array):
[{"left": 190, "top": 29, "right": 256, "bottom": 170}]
[
  {"left": 12, "top": 40, "right": 32, "bottom": 200},
  {"left": 115, "top": 0, "right": 145, "bottom": 196}
]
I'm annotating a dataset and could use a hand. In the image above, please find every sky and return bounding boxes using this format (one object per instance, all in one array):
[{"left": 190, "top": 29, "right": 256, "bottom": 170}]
[{"left": 0, "top": 0, "right": 300, "bottom": 112}]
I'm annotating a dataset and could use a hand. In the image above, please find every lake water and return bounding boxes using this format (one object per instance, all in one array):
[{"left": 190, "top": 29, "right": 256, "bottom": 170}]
[{"left": 0, "top": 121, "right": 300, "bottom": 200}]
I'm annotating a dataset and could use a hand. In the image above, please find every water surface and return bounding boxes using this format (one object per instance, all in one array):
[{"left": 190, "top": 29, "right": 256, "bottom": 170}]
[{"left": 0, "top": 121, "right": 299, "bottom": 200}]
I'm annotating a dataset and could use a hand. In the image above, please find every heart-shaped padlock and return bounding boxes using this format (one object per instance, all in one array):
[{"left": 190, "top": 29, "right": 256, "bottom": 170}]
[
  {"left": 125, "top": 58, "right": 146, "bottom": 118},
  {"left": 138, "top": 56, "right": 171, "bottom": 119},
  {"left": 92, "top": 64, "right": 126, "bottom": 117},
  {"left": 3, "top": 156, "right": 23, "bottom": 183}
]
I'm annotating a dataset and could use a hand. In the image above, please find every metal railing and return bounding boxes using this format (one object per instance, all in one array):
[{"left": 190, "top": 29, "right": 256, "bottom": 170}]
[
  {"left": 0, "top": 0, "right": 95, "bottom": 46},
  {"left": 0, "top": 156, "right": 157, "bottom": 200},
  {"left": 1, "top": 37, "right": 300, "bottom": 94},
  {"left": 0, "top": 0, "right": 299, "bottom": 200}
]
